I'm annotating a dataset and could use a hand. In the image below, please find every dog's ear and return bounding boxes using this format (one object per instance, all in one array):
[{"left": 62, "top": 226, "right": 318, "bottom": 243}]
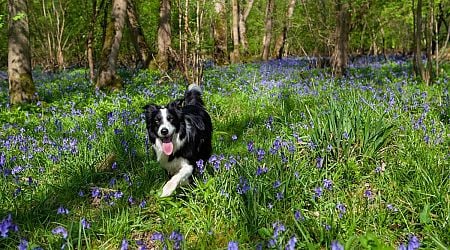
[
  {"left": 143, "top": 104, "right": 158, "bottom": 122},
  {"left": 167, "top": 98, "right": 184, "bottom": 110}
]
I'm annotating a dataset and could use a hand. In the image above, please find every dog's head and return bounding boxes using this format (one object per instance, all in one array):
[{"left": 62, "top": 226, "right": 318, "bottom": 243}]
[{"left": 144, "top": 104, "right": 183, "bottom": 155}]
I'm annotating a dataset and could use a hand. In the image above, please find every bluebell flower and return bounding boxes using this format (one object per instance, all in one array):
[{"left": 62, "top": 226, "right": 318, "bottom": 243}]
[
  {"left": 231, "top": 135, "right": 238, "bottom": 141},
  {"left": 81, "top": 217, "right": 91, "bottom": 229},
  {"left": 336, "top": 203, "right": 346, "bottom": 218},
  {"left": 151, "top": 232, "right": 164, "bottom": 241},
  {"left": 331, "top": 240, "right": 344, "bottom": 250},
  {"left": 237, "top": 177, "right": 250, "bottom": 194},
  {"left": 52, "top": 226, "right": 68, "bottom": 239},
  {"left": 285, "top": 236, "right": 297, "bottom": 250},
  {"left": 342, "top": 132, "right": 349, "bottom": 140},
  {"left": 257, "top": 149, "right": 265, "bottom": 161},
  {"left": 120, "top": 238, "right": 129, "bottom": 250},
  {"left": 316, "top": 157, "right": 324, "bottom": 168},
  {"left": 364, "top": 189, "right": 373, "bottom": 199},
  {"left": 169, "top": 231, "right": 183, "bottom": 249},
  {"left": 196, "top": 159, "right": 205, "bottom": 174},
  {"left": 247, "top": 141, "right": 255, "bottom": 153},
  {"left": 273, "top": 180, "right": 281, "bottom": 188},
  {"left": 228, "top": 241, "right": 238, "bottom": 250},
  {"left": 18, "top": 238, "right": 28, "bottom": 250},
  {"left": 294, "top": 210, "right": 304, "bottom": 221},
  {"left": 408, "top": 235, "right": 420, "bottom": 250},
  {"left": 256, "top": 166, "right": 268, "bottom": 176},
  {"left": 140, "top": 200, "right": 147, "bottom": 208},
  {"left": 91, "top": 187, "right": 101, "bottom": 198},
  {"left": 0, "top": 214, "right": 17, "bottom": 238},
  {"left": 272, "top": 221, "right": 285, "bottom": 239},
  {"left": 323, "top": 179, "right": 333, "bottom": 190},
  {"left": 276, "top": 192, "right": 284, "bottom": 200},
  {"left": 314, "top": 187, "right": 323, "bottom": 198},
  {"left": 57, "top": 206, "right": 69, "bottom": 215}
]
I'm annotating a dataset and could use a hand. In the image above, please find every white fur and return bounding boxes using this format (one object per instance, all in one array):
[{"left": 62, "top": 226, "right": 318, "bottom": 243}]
[{"left": 153, "top": 133, "right": 191, "bottom": 197}]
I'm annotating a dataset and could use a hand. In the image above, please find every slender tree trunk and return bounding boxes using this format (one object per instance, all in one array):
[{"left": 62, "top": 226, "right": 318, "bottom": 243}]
[
  {"left": 87, "top": 0, "right": 104, "bottom": 82},
  {"left": 127, "top": 0, "right": 150, "bottom": 69},
  {"left": 230, "top": 0, "right": 240, "bottom": 63},
  {"left": 8, "top": 0, "right": 37, "bottom": 105},
  {"left": 331, "top": 0, "right": 351, "bottom": 77},
  {"left": 424, "top": 0, "right": 433, "bottom": 85},
  {"left": 96, "top": 0, "right": 127, "bottom": 91},
  {"left": 212, "top": 0, "right": 228, "bottom": 65},
  {"left": 239, "top": 0, "right": 254, "bottom": 56},
  {"left": 261, "top": 0, "right": 274, "bottom": 61},
  {"left": 273, "top": 0, "right": 297, "bottom": 59},
  {"left": 413, "top": 0, "right": 426, "bottom": 83},
  {"left": 154, "top": 0, "right": 172, "bottom": 71}
]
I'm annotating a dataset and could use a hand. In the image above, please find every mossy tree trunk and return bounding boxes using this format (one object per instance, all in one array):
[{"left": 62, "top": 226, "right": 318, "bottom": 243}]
[
  {"left": 212, "top": 0, "right": 228, "bottom": 65},
  {"left": 331, "top": 0, "right": 351, "bottom": 77},
  {"left": 8, "top": 0, "right": 37, "bottom": 105},
  {"left": 230, "top": 0, "right": 240, "bottom": 63},
  {"left": 154, "top": 0, "right": 172, "bottom": 71},
  {"left": 127, "top": 0, "right": 150, "bottom": 69},
  {"left": 261, "top": 0, "right": 274, "bottom": 61},
  {"left": 96, "top": 0, "right": 127, "bottom": 91},
  {"left": 238, "top": 0, "right": 254, "bottom": 57},
  {"left": 272, "top": 0, "right": 297, "bottom": 59}
]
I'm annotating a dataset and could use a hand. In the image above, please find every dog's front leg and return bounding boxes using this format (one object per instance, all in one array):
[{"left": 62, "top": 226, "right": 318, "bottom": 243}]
[{"left": 161, "top": 162, "right": 193, "bottom": 197}]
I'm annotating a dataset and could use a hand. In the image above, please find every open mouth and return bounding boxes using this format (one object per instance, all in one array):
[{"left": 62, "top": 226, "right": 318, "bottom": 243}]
[{"left": 161, "top": 136, "right": 174, "bottom": 156}]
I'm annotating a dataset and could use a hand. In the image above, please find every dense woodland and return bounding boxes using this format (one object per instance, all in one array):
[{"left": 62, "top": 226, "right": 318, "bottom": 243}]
[{"left": 1, "top": 0, "right": 450, "bottom": 104}]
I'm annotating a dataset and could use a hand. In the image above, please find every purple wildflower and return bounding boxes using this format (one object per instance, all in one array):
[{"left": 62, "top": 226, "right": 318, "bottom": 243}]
[
  {"left": 237, "top": 177, "right": 250, "bottom": 194},
  {"left": 272, "top": 221, "right": 286, "bottom": 239},
  {"left": 247, "top": 141, "right": 255, "bottom": 152},
  {"left": 120, "top": 239, "right": 129, "bottom": 250},
  {"left": 196, "top": 159, "right": 205, "bottom": 174},
  {"left": 316, "top": 157, "right": 324, "bottom": 168},
  {"left": 285, "top": 236, "right": 297, "bottom": 250},
  {"left": 57, "top": 206, "right": 69, "bottom": 215},
  {"left": 273, "top": 180, "right": 281, "bottom": 188},
  {"left": 231, "top": 135, "right": 238, "bottom": 141},
  {"left": 408, "top": 235, "right": 420, "bottom": 250},
  {"left": 169, "top": 230, "right": 183, "bottom": 249},
  {"left": 81, "top": 217, "right": 91, "bottom": 229},
  {"left": 18, "top": 238, "right": 28, "bottom": 250},
  {"left": 336, "top": 203, "right": 346, "bottom": 218},
  {"left": 257, "top": 149, "right": 265, "bottom": 161},
  {"left": 364, "top": 189, "right": 373, "bottom": 199},
  {"left": 256, "top": 166, "right": 268, "bottom": 176},
  {"left": 294, "top": 210, "right": 304, "bottom": 221},
  {"left": 140, "top": 200, "right": 147, "bottom": 208},
  {"left": 323, "top": 178, "right": 333, "bottom": 190},
  {"left": 228, "top": 241, "right": 239, "bottom": 250},
  {"left": 331, "top": 240, "right": 344, "bottom": 250},
  {"left": 0, "top": 214, "right": 18, "bottom": 238},
  {"left": 387, "top": 203, "right": 398, "bottom": 212},
  {"left": 91, "top": 187, "right": 101, "bottom": 198},
  {"left": 52, "top": 226, "right": 68, "bottom": 239},
  {"left": 314, "top": 187, "right": 323, "bottom": 198},
  {"left": 151, "top": 232, "right": 164, "bottom": 241}
]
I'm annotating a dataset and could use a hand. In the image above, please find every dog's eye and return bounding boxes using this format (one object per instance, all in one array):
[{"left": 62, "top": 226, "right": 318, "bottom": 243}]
[{"left": 168, "top": 116, "right": 174, "bottom": 122}]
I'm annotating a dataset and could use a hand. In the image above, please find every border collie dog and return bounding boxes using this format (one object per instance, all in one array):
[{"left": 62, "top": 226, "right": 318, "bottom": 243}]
[{"left": 144, "top": 84, "right": 212, "bottom": 197}]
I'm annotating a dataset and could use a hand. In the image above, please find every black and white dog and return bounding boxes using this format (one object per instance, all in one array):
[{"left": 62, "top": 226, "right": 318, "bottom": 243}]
[{"left": 144, "top": 84, "right": 212, "bottom": 197}]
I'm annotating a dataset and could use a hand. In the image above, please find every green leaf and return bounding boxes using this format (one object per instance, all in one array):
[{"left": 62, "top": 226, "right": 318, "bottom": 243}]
[
  {"left": 419, "top": 204, "right": 431, "bottom": 224},
  {"left": 13, "top": 12, "right": 26, "bottom": 21}
]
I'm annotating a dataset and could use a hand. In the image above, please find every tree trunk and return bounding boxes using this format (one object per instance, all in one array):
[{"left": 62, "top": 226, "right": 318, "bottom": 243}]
[
  {"left": 238, "top": 0, "right": 254, "bottom": 56},
  {"left": 96, "top": 0, "right": 127, "bottom": 91},
  {"left": 154, "top": 0, "right": 172, "bottom": 71},
  {"left": 8, "top": 0, "right": 37, "bottom": 105},
  {"left": 413, "top": 0, "right": 426, "bottom": 83},
  {"left": 273, "top": 0, "right": 296, "bottom": 59},
  {"left": 230, "top": 0, "right": 240, "bottom": 63},
  {"left": 261, "top": 0, "right": 274, "bottom": 61},
  {"left": 424, "top": 0, "right": 434, "bottom": 85},
  {"left": 212, "top": 0, "right": 228, "bottom": 65},
  {"left": 127, "top": 0, "right": 150, "bottom": 69},
  {"left": 87, "top": 0, "right": 105, "bottom": 82},
  {"left": 331, "top": 0, "right": 351, "bottom": 77}
]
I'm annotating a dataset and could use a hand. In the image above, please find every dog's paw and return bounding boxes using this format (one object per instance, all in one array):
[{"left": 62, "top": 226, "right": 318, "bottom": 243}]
[{"left": 161, "top": 180, "right": 178, "bottom": 197}]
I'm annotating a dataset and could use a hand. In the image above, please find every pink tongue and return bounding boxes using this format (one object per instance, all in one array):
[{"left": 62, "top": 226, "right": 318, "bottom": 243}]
[{"left": 162, "top": 142, "right": 174, "bottom": 155}]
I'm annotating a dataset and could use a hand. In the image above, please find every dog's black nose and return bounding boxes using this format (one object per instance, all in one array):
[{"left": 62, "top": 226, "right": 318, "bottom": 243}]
[{"left": 161, "top": 128, "right": 169, "bottom": 136}]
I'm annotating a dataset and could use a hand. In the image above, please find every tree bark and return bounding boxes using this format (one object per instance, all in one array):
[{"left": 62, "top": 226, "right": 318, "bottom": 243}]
[
  {"left": 96, "top": 0, "right": 127, "bottom": 91},
  {"left": 87, "top": 0, "right": 105, "bottom": 82},
  {"left": 8, "top": 0, "right": 37, "bottom": 105},
  {"left": 212, "top": 0, "right": 228, "bottom": 65},
  {"left": 413, "top": 0, "right": 427, "bottom": 83},
  {"left": 261, "top": 0, "right": 274, "bottom": 61},
  {"left": 127, "top": 0, "right": 150, "bottom": 69},
  {"left": 331, "top": 0, "right": 351, "bottom": 77},
  {"left": 230, "top": 0, "right": 240, "bottom": 63},
  {"left": 154, "top": 0, "right": 172, "bottom": 71},
  {"left": 238, "top": 0, "right": 254, "bottom": 56},
  {"left": 272, "top": 0, "right": 296, "bottom": 59}
]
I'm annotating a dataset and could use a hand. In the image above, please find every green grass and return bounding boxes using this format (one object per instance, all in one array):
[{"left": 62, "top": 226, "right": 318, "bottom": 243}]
[{"left": 0, "top": 58, "right": 449, "bottom": 249}]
